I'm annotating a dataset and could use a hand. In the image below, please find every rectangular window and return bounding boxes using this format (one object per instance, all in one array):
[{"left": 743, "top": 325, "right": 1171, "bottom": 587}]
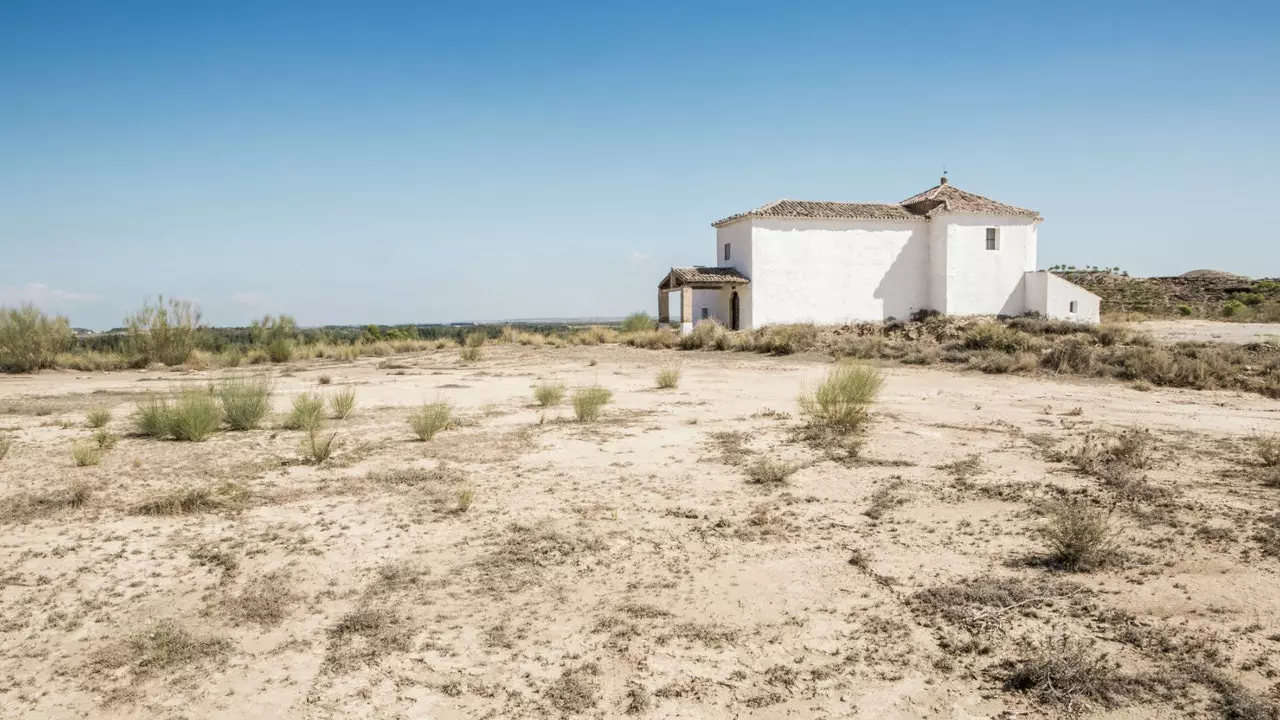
[
  {"left": 1069, "top": 301, "right": 1079, "bottom": 313},
  {"left": 724, "top": 243, "right": 731, "bottom": 261},
  {"left": 985, "top": 228, "right": 998, "bottom": 251},
  {"left": 701, "top": 307, "right": 709, "bottom": 320}
]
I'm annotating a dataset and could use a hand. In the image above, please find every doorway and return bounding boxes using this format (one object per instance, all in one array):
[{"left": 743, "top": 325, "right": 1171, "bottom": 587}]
[{"left": 730, "top": 291, "right": 740, "bottom": 331}]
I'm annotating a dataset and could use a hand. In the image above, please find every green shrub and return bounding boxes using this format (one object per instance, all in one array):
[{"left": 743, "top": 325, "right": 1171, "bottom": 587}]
[
  {"left": 533, "top": 382, "right": 566, "bottom": 407},
  {"left": 285, "top": 392, "right": 326, "bottom": 432},
  {"left": 1177, "top": 304, "right": 1194, "bottom": 317},
  {"left": 1040, "top": 498, "right": 1117, "bottom": 571},
  {"left": 655, "top": 368, "right": 681, "bottom": 389},
  {"left": 459, "top": 346, "right": 482, "bottom": 362},
  {"left": 217, "top": 375, "right": 274, "bottom": 430},
  {"left": 71, "top": 443, "right": 102, "bottom": 467},
  {"left": 620, "top": 312, "right": 655, "bottom": 333},
  {"left": 126, "top": 296, "right": 203, "bottom": 366},
  {"left": 328, "top": 387, "right": 357, "bottom": 419},
  {"left": 798, "top": 361, "right": 884, "bottom": 435},
  {"left": 266, "top": 338, "right": 294, "bottom": 363},
  {"left": 410, "top": 402, "right": 451, "bottom": 440},
  {"left": 133, "top": 396, "right": 174, "bottom": 438},
  {"left": 250, "top": 314, "right": 297, "bottom": 363},
  {"left": 1222, "top": 300, "right": 1245, "bottom": 317},
  {"left": 169, "top": 389, "right": 221, "bottom": 441},
  {"left": 572, "top": 386, "right": 612, "bottom": 422},
  {"left": 0, "top": 304, "right": 73, "bottom": 373},
  {"left": 1233, "top": 292, "right": 1265, "bottom": 306},
  {"left": 86, "top": 406, "right": 112, "bottom": 428}
]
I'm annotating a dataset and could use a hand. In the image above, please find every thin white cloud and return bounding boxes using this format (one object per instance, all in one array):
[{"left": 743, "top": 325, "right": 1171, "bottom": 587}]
[
  {"left": 230, "top": 291, "right": 268, "bottom": 306},
  {"left": 629, "top": 252, "right": 651, "bottom": 264},
  {"left": 1, "top": 282, "right": 101, "bottom": 304}
]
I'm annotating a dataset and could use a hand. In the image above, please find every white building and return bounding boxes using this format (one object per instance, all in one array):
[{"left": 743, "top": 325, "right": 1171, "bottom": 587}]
[{"left": 658, "top": 177, "right": 1100, "bottom": 332}]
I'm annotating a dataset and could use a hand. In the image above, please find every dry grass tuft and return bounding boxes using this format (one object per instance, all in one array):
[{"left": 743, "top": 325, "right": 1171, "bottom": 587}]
[
  {"left": 132, "top": 395, "right": 173, "bottom": 438},
  {"left": 223, "top": 571, "right": 297, "bottom": 626},
  {"left": 572, "top": 386, "right": 612, "bottom": 422},
  {"left": 325, "top": 604, "right": 413, "bottom": 671},
  {"left": 745, "top": 457, "right": 800, "bottom": 484},
  {"left": 86, "top": 405, "right": 111, "bottom": 428},
  {"left": 410, "top": 401, "right": 452, "bottom": 440},
  {"left": 165, "top": 388, "right": 221, "bottom": 441},
  {"left": 1040, "top": 497, "right": 1119, "bottom": 571},
  {"left": 1252, "top": 433, "right": 1280, "bottom": 468},
  {"left": 71, "top": 443, "right": 102, "bottom": 467},
  {"left": 459, "top": 345, "right": 482, "bottom": 362},
  {"left": 301, "top": 425, "right": 337, "bottom": 464},
  {"left": 217, "top": 374, "right": 273, "bottom": 430},
  {"left": 284, "top": 392, "right": 325, "bottom": 431},
  {"left": 456, "top": 484, "right": 476, "bottom": 512},
  {"left": 533, "top": 382, "right": 566, "bottom": 407},
  {"left": 655, "top": 367, "right": 681, "bottom": 389},
  {"left": 132, "top": 481, "right": 249, "bottom": 516},
  {"left": 0, "top": 479, "right": 92, "bottom": 524},
  {"left": 798, "top": 361, "right": 883, "bottom": 436},
  {"left": 328, "top": 386, "right": 357, "bottom": 419},
  {"left": 93, "top": 428, "right": 118, "bottom": 450},
  {"left": 545, "top": 663, "right": 601, "bottom": 714},
  {"left": 91, "top": 620, "right": 232, "bottom": 675}
]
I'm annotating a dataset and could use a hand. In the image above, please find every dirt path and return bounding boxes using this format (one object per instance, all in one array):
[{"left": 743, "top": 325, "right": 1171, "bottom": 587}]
[{"left": 1129, "top": 319, "right": 1280, "bottom": 345}]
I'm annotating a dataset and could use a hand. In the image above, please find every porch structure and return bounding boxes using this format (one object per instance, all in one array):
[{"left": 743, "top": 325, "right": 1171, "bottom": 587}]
[{"left": 657, "top": 266, "right": 750, "bottom": 334}]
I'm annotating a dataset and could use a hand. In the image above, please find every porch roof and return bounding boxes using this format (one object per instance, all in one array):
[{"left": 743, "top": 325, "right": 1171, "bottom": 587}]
[{"left": 658, "top": 266, "right": 751, "bottom": 289}]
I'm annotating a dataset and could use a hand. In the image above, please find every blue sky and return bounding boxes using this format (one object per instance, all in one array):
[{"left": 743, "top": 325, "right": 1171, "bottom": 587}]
[{"left": 2, "top": 1, "right": 1276, "bottom": 329}]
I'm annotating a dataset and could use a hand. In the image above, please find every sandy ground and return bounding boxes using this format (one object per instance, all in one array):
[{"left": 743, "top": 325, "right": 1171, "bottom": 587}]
[
  {"left": 1129, "top": 320, "right": 1280, "bottom": 345},
  {"left": 1, "top": 344, "right": 1279, "bottom": 719}
]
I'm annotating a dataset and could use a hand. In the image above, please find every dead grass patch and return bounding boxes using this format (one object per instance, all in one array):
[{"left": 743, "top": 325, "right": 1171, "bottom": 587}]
[
  {"left": 91, "top": 620, "right": 232, "bottom": 675},
  {"left": 544, "top": 663, "right": 601, "bottom": 714},
  {"left": 325, "top": 604, "right": 413, "bottom": 671},
  {"left": 999, "top": 635, "right": 1142, "bottom": 711},
  {"left": 745, "top": 456, "right": 800, "bottom": 485},
  {"left": 909, "top": 575, "right": 1089, "bottom": 632},
  {"left": 706, "top": 430, "right": 753, "bottom": 466},
  {"left": 477, "top": 522, "right": 605, "bottom": 592},
  {"left": 670, "top": 621, "right": 740, "bottom": 649},
  {"left": 864, "top": 477, "right": 909, "bottom": 520},
  {"left": 132, "top": 481, "right": 250, "bottom": 516},
  {"left": 223, "top": 570, "right": 297, "bottom": 626},
  {"left": 0, "top": 479, "right": 92, "bottom": 524}
]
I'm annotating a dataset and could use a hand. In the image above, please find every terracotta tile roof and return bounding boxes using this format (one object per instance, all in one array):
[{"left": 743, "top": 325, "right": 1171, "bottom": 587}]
[
  {"left": 712, "top": 180, "right": 1039, "bottom": 227},
  {"left": 660, "top": 266, "right": 750, "bottom": 288},
  {"left": 899, "top": 180, "right": 1039, "bottom": 218}
]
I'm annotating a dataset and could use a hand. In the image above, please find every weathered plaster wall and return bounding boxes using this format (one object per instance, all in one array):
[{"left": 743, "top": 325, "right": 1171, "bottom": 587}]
[
  {"left": 748, "top": 217, "right": 930, "bottom": 326},
  {"left": 939, "top": 215, "right": 1037, "bottom": 316}
]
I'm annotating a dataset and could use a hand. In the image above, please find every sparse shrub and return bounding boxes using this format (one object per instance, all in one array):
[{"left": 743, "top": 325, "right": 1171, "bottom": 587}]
[
  {"left": 93, "top": 428, "right": 118, "bottom": 450},
  {"left": 798, "top": 361, "right": 884, "bottom": 436},
  {"left": 1002, "top": 635, "right": 1136, "bottom": 709},
  {"left": 1040, "top": 497, "right": 1118, "bottom": 571},
  {"left": 973, "top": 350, "right": 1016, "bottom": 374},
  {"left": 1118, "top": 345, "right": 1174, "bottom": 384},
  {"left": 317, "top": 374, "right": 332, "bottom": 385},
  {"left": 86, "top": 406, "right": 111, "bottom": 428},
  {"left": 623, "top": 328, "right": 680, "bottom": 349},
  {"left": 1253, "top": 433, "right": 1280, "bottom": 468},
  {"left": 751, "top": 323, "right": 819, "bottom": 355},
  {"left": 836, "top": 336, "right": 885, "bottom": 360},
  {"left": 0, "top": 434, "right": 10, "bottom": 462},
  {"left": 410, "top": 402, "right": 451, "bottom": 440},
  {"left": 93, "top": 620, "right": 232, "bottom": 673},
  {"left": 71, "top": 443, "right": 102, "bottom": 467},
  {"left": 459, "top": 345, "right": 482, "bottom": 362},
  {"left": 125, "top": 295, "right": 203, "bottom": 366},
  {"left": 266, "top": 338, "right": 293, "bottom": 363},
  {"left": 169, "top": 388, "right": 221, "bottom": 441},
  {"left": 456, "top": 485, "right": 475, "bottom": 512},
  {"left": 1177, "top": 304, "right": 1194, "bottom": 316},
  {"left": 133, "top": 481, "right": 249, "bottom": 515},
  {"left": 533, "top": 382, "right": 566, "bottom": 407},
  {"left": 217, "top": 374, "right": 273, "bottom": 430},
  {"left": 746, "top": 457, "right": 800, "bottom": 484},
  {"left": 572, "top": 386, "right": 612, "bottom": 422},
  {"left": 285, "top": 392, "right": 325, "bottom": 431},
  {"left": 1233, "top": 292, "right": 1265, "bottom": 306},
  {"left": 133, "top": 395, "right": 173, "bottom": 438},
  {"left": 0, "top": 303, "right": 74, "bottom": 373},
  {"left": 1223, "top": 300, "right": 1245, "bottom": 317},
  {"left": 619, "top": 312, "right": 655, "bottom": 333},
  {"left": 301, "top": 425, "right": 336, "bottom": 464},
  {"left": 962, "top": 323, "right": 1043, "bottom": 353},
  {"left": 1042, "top": 335, "right": 1096, "bottom": 374},
  {"left": 901, "top": 342, "right": 941, "bottom": 365},
  {"left": 656, "top": 368, "right": 681, "bottom": 389},
  {"left": 465, "top": 330, "right": 488, "bottom": 348},
  {"left": 249, "top": 314, "right": 297, "bottom": 363},
  {"left": 680, "top": 319, "right": 726, "bottom": 350},
  {"left": 328, "top": 387, "right": 356, "bottom": 419},
  {"left": 568, "top": 326, "right": 620, "bottom": 345}
]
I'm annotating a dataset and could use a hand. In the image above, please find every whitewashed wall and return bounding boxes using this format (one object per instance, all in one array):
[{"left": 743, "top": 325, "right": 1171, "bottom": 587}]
[
  {"left": 746, "top": 217, "right": 930, "bottom": 326},
  {"left": 938, "top": 215, "right": 1037, "bottom": 316},
  {"left": 715, "top": 220, "right": 754, "bottom": 329},
  {"left": 1025, "top": 272, "right": 1101, "bottom": 324}
]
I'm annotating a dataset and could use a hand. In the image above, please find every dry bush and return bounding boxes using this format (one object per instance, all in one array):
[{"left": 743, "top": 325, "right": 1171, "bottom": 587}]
[
  {"left": 0, "top": 433, "right": 11, "bottom": 462},
  {"left": 909, "top": 575, "right": 1087, "bottom": 632},
  {"left": 459, "top": 345, "right": 482, "bottom": 362},
  {"left": 86, "top": 406, "right": 111, "bottom": 428},
  {"left": 301, "top": 425, "right": 336, "bottom": 464},
  {"left": 655, "top": 368, "right": 681, "bottom": 389},
  {"left": 533, "top": 382, "right": 566, "bottom": 407},
  {"left": 568, "top": 326, "right": 620, "bottom": 345},
  {"left": 961, "top": 323, "right": 1044, "bottom": 353},
  {"left": 1058, "top": 427, "right": 1156, "bottom": 484},
  {"left": 572, "top": 386, "right": 612, "bottom": 422},
  {"left": 410, "top": 401, "right": 451, "bottom": 440},
  {"left": 93, "top": 428, "right": 118, "bottom": 450},
  {"left": 0, "top": 479, "right": 91, "bottom": 524},
  {"left": 545, "top": 663, "right": 602, "bottom": 714},
  {"left": 1253, "top": 433, "right": 1280, "bottom": 467},
  {"left": 464, "top": 330, "right": 488, "bottom": 348},
  {"left": 750, "top": 323, "right": 819, "bottom": 355},
  {"left": 133, "top": 481, "right": 249, "bottom": 516},
  {"left": 217, "top": 374, "right": 273, "bottom": 430},
  {"left": 864, "top": 478, "right": 909, "bottom": 519},
  {"left": 1040, "top": 497, "right": 1118, "bottom": 571},
  {"left": 317, "top": 374, "right": 331, "bottom": 385},
  {"left": 1042, "top": 335, "right": 1097, "bottom": 374},
  {"left": 169, "top": 388, "right": 221, "bottom": 441},
  {"left": 798, "top": 361, "right": 883, "bottom": 436},
  {"left": 622, "top": 328, "right": 680, "bottom": 349},
  {"left": 746, "top": 457, "right": 800, "bottom": 484},
  {"left": 224, "top": 571, "right": 297, "bottom": 626},
  {"left": 1001, "top": 635, "right": 1139, "bottom": 711},
  {"left": 456, "top": 485, "right": 476, "bottom": 512},
  {"left": 325, "top": 604, "right": 413, "bottom": 671},
  {"left": 71, "top": 443, "right": 102, "bottom": 467},
  {"left": 328, "top": 386, "right": 357, "bottom": 419},
  {"left": 284, "top": 392, "right": 325, "bottom": 431},
  {"left": 125, "top": 296, "right": 203, "bottom": 366},
  {"left": 0, "top": 303, "right": 73, "bottom": 373},
  {"left": 707, "top": 430, "right": 753, "bottom": 466},
  {"left": 92, "top": 620, "right": 232, "bottom": 675},
  {"left": 680, "top": 319, "right": 726, "bottom": 350}
]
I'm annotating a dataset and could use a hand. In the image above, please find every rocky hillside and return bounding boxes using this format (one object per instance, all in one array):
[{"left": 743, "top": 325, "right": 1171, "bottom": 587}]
[{"left": 1057, "top": 270, "right": 1279, "bottom": 317}]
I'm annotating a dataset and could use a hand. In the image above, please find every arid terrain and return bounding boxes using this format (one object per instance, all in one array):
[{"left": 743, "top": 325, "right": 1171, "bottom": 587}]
[{"left": 2, "top": 342, "right": 1279, "bottom": 719}]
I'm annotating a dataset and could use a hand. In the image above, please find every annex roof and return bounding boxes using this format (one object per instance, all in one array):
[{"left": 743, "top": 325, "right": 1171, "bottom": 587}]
[{"left": 658, "top": 266, "right": 751, "bottom": 289}]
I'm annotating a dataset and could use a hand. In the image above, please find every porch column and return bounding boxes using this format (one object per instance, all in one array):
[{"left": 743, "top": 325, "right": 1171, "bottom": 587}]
[
  {"left": 680, "top": 287, "right": 694, "bottom": 335},
  {"left": 657, "top": 290, "right": 669, "bottom": 325}
]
